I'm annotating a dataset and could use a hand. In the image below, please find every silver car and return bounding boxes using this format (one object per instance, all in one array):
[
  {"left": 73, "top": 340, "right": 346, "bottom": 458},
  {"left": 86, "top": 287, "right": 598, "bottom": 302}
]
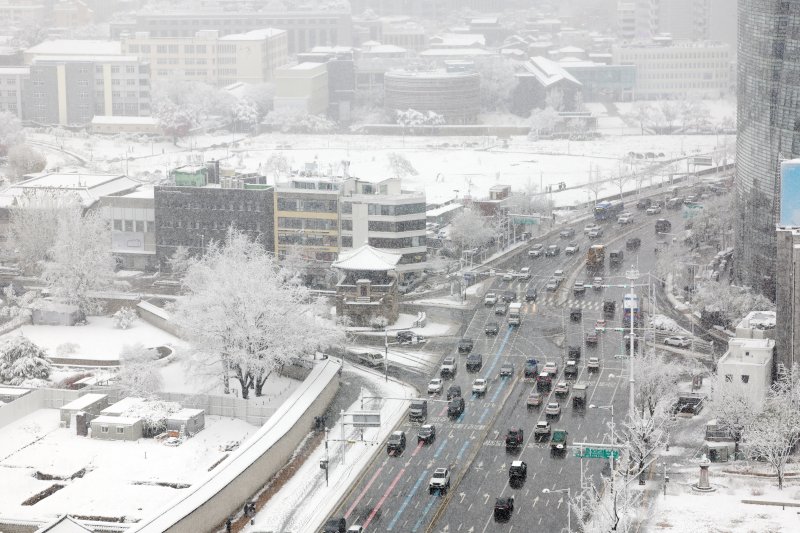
[{"left": 545, "top": 402, "right": 561, "bottom": 417}]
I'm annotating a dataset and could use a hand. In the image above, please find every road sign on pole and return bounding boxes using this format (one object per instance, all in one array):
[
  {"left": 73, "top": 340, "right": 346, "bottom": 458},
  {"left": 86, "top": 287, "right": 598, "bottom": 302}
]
[{"left": 574, "top": 447, "right": 620, "bottom": 460}]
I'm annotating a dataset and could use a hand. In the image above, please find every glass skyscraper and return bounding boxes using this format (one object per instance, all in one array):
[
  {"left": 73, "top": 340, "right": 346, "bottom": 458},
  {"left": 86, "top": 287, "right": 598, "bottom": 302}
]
[{"left": 735, "top": 0, "right": 800, "bottom": 298}]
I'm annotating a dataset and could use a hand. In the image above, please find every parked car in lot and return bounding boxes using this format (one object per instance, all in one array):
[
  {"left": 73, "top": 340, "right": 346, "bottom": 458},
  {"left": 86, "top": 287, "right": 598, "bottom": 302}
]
[
  {"left": 528, "top": 243, "right": 544, "bottom": 257},
  {"left": 560, "top": 228, "right": 576, "bottom": 238},
  {"left": 428, "top": 378, "right": 443, "bottom": 395},
  {"left": 664, "top": 336, "right": 691, "bottom": 348},
  {"left": 417, "top": 424, "right": 436, "bottom": 444},
  {"left": 485, "top": 321, "right": 500, "bottom": 336},
  {"left": 358, "top": 352, "right": 384, "bottom": 367},
  {"left": 545, "top": 244, "right": 561, "bottom": 257},
  {"left": 472, "top": 378, "right": 488, "bottom": 396},
  {"left": 545, "top": 402, "right": 561, "bottom": 418},
  {"left": 565, "top": 242, "right": 580, "bottom": 255},
  {"left": 527, "top": 390, "right": 543, "bottom": 408}
]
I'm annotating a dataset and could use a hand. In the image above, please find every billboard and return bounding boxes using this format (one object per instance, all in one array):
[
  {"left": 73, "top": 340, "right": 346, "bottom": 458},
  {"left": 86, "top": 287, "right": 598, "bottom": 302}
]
[{"left": 780, "top": 160, "right": 800, "bottom": 226}]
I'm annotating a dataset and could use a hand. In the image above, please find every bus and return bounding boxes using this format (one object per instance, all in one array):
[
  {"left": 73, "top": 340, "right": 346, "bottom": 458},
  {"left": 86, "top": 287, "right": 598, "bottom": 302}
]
[
  {"left": 594, "top": 201, "right": 625, "bottom": 221},
  {"left": 622, "top": 293, "right": 640, "bottom": 326}
]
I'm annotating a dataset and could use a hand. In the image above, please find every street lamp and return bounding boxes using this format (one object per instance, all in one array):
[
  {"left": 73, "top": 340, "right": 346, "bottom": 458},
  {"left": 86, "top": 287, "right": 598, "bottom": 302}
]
[{"left": 542, "top": 487, "right": 571, "bottom": 532}]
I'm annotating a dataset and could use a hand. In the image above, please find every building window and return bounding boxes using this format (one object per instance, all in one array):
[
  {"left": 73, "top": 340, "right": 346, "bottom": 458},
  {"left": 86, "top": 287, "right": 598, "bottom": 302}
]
[
  {"left": 113, "top": 220, "right": 122, "bottom": 231},
  {"left": 111, "top": 66, "right": 120, "bottom": 74},
  {"left": 78, "top": 79, "right": 89, "bottom": 86},
  {"left": 128, "top": 44, "right": 139, "bottom": 53},
  {"left": 741, "top": 375, "right": 750, "bottom": 384},
  {"left": 341, "top": 236, "right": 353, "bottom": 247},
  {"left": 135, "top": 221, "right": 144, "bottom": 232},
  {"left": 126, "top": 65, "right": 136, "bottom": 74},
  {"left": 101, "top": 426, "right": 109, "bottom": 433},
  {"left": 724, "top": 374, "right": 733, "bottom": 382},
  {"left": 156, "top": 45, "right": 168, "bottom": 54},
  {"left": 125, "top": 220, "right": 134, "bottom": 232},
  {"left": 116, "top": 427, "right": 125, "bottom": 434}
]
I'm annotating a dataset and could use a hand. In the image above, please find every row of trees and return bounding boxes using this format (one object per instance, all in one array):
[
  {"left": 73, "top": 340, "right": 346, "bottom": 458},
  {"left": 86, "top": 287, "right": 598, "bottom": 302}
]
[
  {"left": 0, "top": 111, "right": 47, "bottom": 181},
  {"left": 626, "top": 98, "right": 730, "bottom": 135}
]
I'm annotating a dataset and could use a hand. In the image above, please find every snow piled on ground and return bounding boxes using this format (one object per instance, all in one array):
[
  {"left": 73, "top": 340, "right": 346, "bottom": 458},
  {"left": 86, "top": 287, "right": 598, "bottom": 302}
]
[
  {"left": 10, "top": 317, "right": 186, "bottom": 361},
  {"left": 650, "top": 314, "right": 682, "bottom": 332},
  {"left": 0, "top": 408, "right": 259, "bottom": 521},
  {"left": 243, "top": 364, "right": 416, "bottom": 533}
]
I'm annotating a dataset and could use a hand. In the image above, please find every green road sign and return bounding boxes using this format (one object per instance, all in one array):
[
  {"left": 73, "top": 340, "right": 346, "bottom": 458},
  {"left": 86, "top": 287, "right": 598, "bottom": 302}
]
[
  {"left": 512, "top": 215, "right": 539, "bottom": 225},
  {"left": 574, "top": 447, "right": 620, "bottom": 459}
]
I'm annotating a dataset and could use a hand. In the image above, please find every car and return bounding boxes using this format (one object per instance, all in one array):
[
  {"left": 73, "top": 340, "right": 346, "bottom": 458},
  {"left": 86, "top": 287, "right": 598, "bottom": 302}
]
[
  {"left": 502, "top": 271, "right": 515, "bottom": 282},
  {"left": 499, "top": 362, "right": 514, "bottom": 377},
  {"left": 397, "top": 330, "right": 423, "bottom": 344},
  {"left": 485, "top": 321, "right": 500, "bottom": 336},
  {"left": 484, "top": 292, "right": 498, "bottom": 306},
  {"left": 323, "top": 518, "right": 347, "bottom": 533},
  {"left": 387, "top": 431, "right": 406, "bottom": 455},
  {"left": 525, "top": 287, "right": 538, "bottom": 302},
  {"left": 570, "top": 307, "right": 582, "bottom": 321},
  {"left": 560, "top": 228, "right": 576, "bottom": 238},
  {"left": 429, "top": 467, "right": 451, "bottom": 494},
  {"left": 554, "top": 269, "right": 565, "bottom": 282},
  {"left": 509, "top": 460, "right": 527, "bottom": 480},
  {"left": 409, "top": 400, "right": 427, "bottom": 422},
  {"left": 545, "top": 244, "right": 561, "bottom": 257},
  {"left": 495, "top": 302, "right": 508, "bottom": 315},
  {"left": 543, "top": 361, "right": 558, "bottom": 376},
  {"left": 502, "top": 290, "right": 517, "bottom": 302},
  {"left": 524, "top": 357, "right": 539, "bottom": 378},
  {"left": 585, "top": 331, "right": 598, "bottom": 344},
  {"left": 447, "top": 384, "right": 462, "bottom": 400},
  {"left": 565, "top": 241, "right": 580, "bottom": 255},
  {"left": 347, "top": 526, "right": 364, "bottom": 533},
  {"left": 536, "top": 371, "right": 552, "bottom": 391},
  {"left": 551, "top": 429, "right": 568, "bottom": 454},
  {"left": 358, "top": 352, "right": 384, "bottom": 367},
  {"left": 545, "top": 279, "right": 559, "bottom": 292},
  {"left": 518, "top": 267, "right": 532, "bottom": 280},
  {"left": 664, "top": 336, "right": 692, "bottom": 348},
  {"left": 568, "top": 345, "right": 581, "bottom": 359},
  {"left": 472, "top": 378, "right": 488, "bottom": 396},
  {"left": 494, "top": 496, "right": 515, "bottom": 521},
  {"left": 564, "top": 360, "right": 578, "bottom": 379},
  {"left": 588, "top": 227, "right": 604, "bottom": 239},
  {"left": 573, "top": 281, "right": 586, "bottom": 295},
  {"left": 505, "top": 427, "right": 524, "bottom": 449},
  {"left": 636, "top": 198, "right": 652, "bottom": 210},
  {"left": 587, "top": 357, "right": 600, "bottom": 372},
  {"left": 584, "top": 223, "right": 601, "bottom": 234},
  {"left": 595, "top": 319, "right": 607, "bottom": 329},
  {"left": 417, "top": 424, "right": 436, "bottom": 444},
  {"left": 534, "top": 421, "right": 551, "bottom": 441},
  {"left": 447, "top": 396, "right": 465, "bottom": 418},
  {"left": 617, "top": 212, "right": 634, "bottom": 225},
  {"left": 458, "top": 337, "right": 474, "bottom": 353},
  {"left": 528, "top": 243, "right": 544, "bottom": 257},
  {"left": 592, "top": 277, "right": 604, "bottom": 290},
  {"left": 626, "top": 237, "right": 641, "bottom": 250},
  {"left": 545, "top": 402, "right": 562, "bottom": 418},
  {"left": 440, "top": 356, "right": 457, "bottom": 378},
  {"left": 466, "top": 353, "right": 483, "bottom": 372},
  {"left": 527, "top": 390, "right": 543, "bottom": 408},
  {"left": 427, "top": 378, "right": 443, "bottom": 395},
  {"left": 646, "top": 205, "right": 662, "bottom": 215},
  {"left": 554, "top": 381, "right": 570, "bottom": 397}
]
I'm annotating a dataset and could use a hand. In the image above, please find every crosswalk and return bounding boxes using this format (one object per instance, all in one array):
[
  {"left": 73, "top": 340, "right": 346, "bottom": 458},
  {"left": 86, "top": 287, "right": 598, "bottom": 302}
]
[{"left": 533, "top": 298, "right": 605, "bottom": 311}]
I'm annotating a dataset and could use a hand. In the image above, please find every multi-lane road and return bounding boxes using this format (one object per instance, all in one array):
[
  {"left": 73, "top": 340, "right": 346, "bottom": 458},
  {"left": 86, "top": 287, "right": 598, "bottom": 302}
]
[{"left": 333, "top": 204, "right": 696, "bottom": 532}]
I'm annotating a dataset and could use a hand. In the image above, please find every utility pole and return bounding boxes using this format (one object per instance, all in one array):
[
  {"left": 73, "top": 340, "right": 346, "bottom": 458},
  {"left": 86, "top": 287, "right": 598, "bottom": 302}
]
[{"left": 626, "top": 266, "right": 639, "bottom": 417}]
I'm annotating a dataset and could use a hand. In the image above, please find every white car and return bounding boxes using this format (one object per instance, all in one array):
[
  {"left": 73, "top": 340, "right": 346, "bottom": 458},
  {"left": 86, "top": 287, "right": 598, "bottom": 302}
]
[
  {"left": 502, "top": 271, "right": 515, "bottom": 282},
  {"left": 518, "top": 267, "right": 532, "bottom": 280},
  {"left": 664, "top": 336, "right": 692, "bottom": 348},
  {"left": 472, "top": 378, "right": 488, "bottom": 396},
  {"left": 565, "top": 242, "right": 580, "bottom": 255},
  {"left": 545, "top": 402, "right": 561, "bottom": 417},
  {"left": 528, "top": 243, "right": 544, "bottom": 257},
  {"left": 588, "top": 227, "right": 604, "bottom": 239},
  {"left": 543, "top": 361, "right": 558, "bottom": 376},
  {"left": 584, "top": 223, "right": 601, "bottom": 234},
  {"left": 428, "top": 378, "right": 444, "bottom": 394},
  {"left": 646, "top": 205, "right": 662, "bottom": 215},
  {"left": 617, "top": 212, "right": 634, "bottom": 224}
]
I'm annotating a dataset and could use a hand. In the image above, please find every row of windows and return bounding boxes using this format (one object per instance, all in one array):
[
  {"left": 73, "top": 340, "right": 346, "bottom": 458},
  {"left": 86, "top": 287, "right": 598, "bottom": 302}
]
[
  {"left": 277, "top": 234, "right": 337, "bottom": 247},
  {"left": 278, "top": 217, "right": 337, "bottom": 230},
  {"left": 340, "top": 202, "right": 426, "bottom": 216},
  {"left": 277, "top": 198, "right": 337, "bottom": 213},
  {"left": 159, "top": 199, "right": 265, "bottom": 212},
  {"left": 367, "top": 219, "right": 426, "bottom": 232},
  {"left": 368, "top": 236, "right": 425, "bottom": 249},
  {"left": 113, "top": 220, "right": 153, "bottom": 232},
  {"left": 160, "top": 219, "right": 265, "bottom": 232},
  {"left": 0, "top": 103, "right": 17, "bottom": 112}
]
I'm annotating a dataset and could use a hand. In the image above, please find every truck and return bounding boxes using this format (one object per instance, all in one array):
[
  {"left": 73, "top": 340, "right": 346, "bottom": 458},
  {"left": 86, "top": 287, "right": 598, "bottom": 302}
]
[
  {"left": 609, "top": 249, "right": 624, "bottom": 267},
  {"left": 409, "top": 400, "right": 427, "bottom": 422},
  {"left": 551, "top": 429, "right": 568, "bottom": 454},
  {"left": 508, "top": 302, "right": 523, "bottom": 326},
  {"left": 586, "top": 244, "right": 605, "bottom": 273},
  {"left": 572, "top": 383, "right": 588, "bottom": 408}
]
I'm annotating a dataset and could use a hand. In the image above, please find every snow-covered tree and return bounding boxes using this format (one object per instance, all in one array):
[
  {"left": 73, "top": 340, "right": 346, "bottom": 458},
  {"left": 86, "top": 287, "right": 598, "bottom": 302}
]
[
  {"left": 528, "top": 106, "right": 559, "bottom": 139},
  {"left": 545, "top": 87, "right": 564, "bottom": 111},
  {"left": 679, "top": 98, "right": 711, "bottom": 132},
  {"left": 169, "top": 229, "right": 343, "bottom": 399},
  {"left": 622, "top": 405, "right": 671, "bottom": 484},
  {"left": 658, "top": 100, "right": 680, "bottom": 133},
  {"left": 117, "top": 343, "right": 163, "bottom": 398},
  {"left": 693, "top": 281, "right": 775, "bottom": 328},
  {"left": 264, "top": 108, "right": 336, "bottom": 133},
  {"left": 113, "top": 307, "right": 138, "bottom": 329},
  {"left": 0, "top": 285, "right": 35, "bottom": 322},
  {"left": 167, "top": 245, "right": 192, "bottom": 276},
  {"left": 386, "top": 152, "right": 418, "bottom": 179},
  {"left": 154, "top": 100, "right": 196, "bottom": 144},
  {"left": 7, "top": 144, "right": 46, "bottom": 180},
  {"left": 6, "top": 190, "right": 82, "bottom": 275},
  {"left": 41, "top": 209, "right": 116, "bottom": 315},
  {"left": 629, "top": 102, "right": 655, "bottom": 135},
  {"left": 449, "top": 208, "right": 495, "bottom": 252},
  {"left": 710, "top": 377, "right": 760, "bottom": 443},
  {"left": 231, "top": 98, "right": 260, "bottom": 128},
  {"left": 0, "top": 111, "right": 24, "bottom": 156},
  {"left": 265, "top": 152, "right": 290, "bottom": 181},
  {"left": 238, "top": 82, "right": 275, "bottom": 118},
  {"left": 634, "top": 351, "right": 683, "bottom": 418},
  {"left": 584, "top": 168, "right": 605, "bottom": 205},
  {"left": 573, "top": 472, "right": 640, "bottom": 533},
  {"left": 394, "top": 108, "right": 445, "bottom": 130},
  {"left": 0, "top": 335, "right": 51, "bottom": 385},
  {"left": 473, "top": 56, "right": 518, "bottom": 112}
]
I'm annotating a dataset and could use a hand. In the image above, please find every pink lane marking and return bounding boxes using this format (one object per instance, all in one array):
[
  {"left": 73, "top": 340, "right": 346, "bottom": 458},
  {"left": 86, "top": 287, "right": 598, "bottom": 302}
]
[
  {"left": 411, "top": 440, "right": 425, "bottom": 457},
  {"left": 438, "top": 404, "right": 448, "bottom": 416},
  {"left": 362, "top": 467, "right": 406, "bottom": 529},
  {"left": 345, "top": 459, "right": 387, "bottom": 519}
]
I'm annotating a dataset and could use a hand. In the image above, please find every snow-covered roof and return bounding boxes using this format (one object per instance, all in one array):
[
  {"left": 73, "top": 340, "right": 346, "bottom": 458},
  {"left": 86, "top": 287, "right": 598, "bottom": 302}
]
[
  {"left": 168, "top": 408, "right": 205, "bottom": 421},
  {"left": 60, "top": 393, "right": 107, "bottom": 411},
  {"left": 333, "top": 244, "right": 401, "bottom": 271},
  {"left": 220, "top": 28, "right": 285, "bottom": 41},
  {"left": 0, "top": 386, "right": 30, "bottom": 397},
  {"left": 737, "top": 311, "right": 776, "bottom": 330},
  {"left": 92, "top": 415, "right": 142, "bottom": 425},
  {"left": 101, "top": 397, "right": 145, "bottom": 415},
  {"left": 26, "top": 40, "right": 122, "bottom": 57},
  {"left": 0, "top": 66, "right": 29, "bottom": 75},
  {"left": 426, "top": 203, "right": 463, "bottom": 217},
  {"left": 0, "top": 173, "right": 140, "bottom": 209},
  {"left": 420, "top": 48, "right": 491, "bottom": 57},
  {"left": 558, "top": 46, "right": 585, "bottom": 54},
  {"left": 519, "top": 56, "right": 582, "bottom": 87},
  {"left": 362, "top": 44, "right": 406, "bottom": 54},
  {"left": 32, "top": 54, "right": 139, "bottom": 63},
  {"left": 36, "top": 515, "right": 92, "bottom": 533},
  {"left": 430, "top": 33, "right": 486, "bottom": 47}
]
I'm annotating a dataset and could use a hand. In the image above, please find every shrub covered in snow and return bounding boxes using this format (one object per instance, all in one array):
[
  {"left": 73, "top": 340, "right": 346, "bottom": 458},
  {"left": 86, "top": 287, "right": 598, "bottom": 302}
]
[
  {"left": 117, "top": 343, "right": 163, "bottom": 398},
  {"left": 113, "top": 307, "right": 138, "bottom": 329},
  {"left": 649, "top": 314, "right": 682, "bottom": 332},
  {"left": 56, "top": 342, "right": 79, "bottom": 356},
  {"left": 122, "top": 399, "right": 182, "bottom": 438},
  {"left": 0, "top": 335, "right": 51, "bottom": 385}
]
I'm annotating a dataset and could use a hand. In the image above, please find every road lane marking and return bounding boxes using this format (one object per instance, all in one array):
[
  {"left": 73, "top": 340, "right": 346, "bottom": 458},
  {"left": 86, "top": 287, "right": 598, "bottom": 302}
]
[
  {"left": 362, "top": 467, "right": 406, "bottom": 529},
  {"left": 344, "top": 458, "right": 387, "bottom": 519},
  {"left": 456, "top": 440, "right": 470, "bottom": 461},
  {"left": 411, "top": 494, "right": 440, "bottom": 531},
  {"left": 411, "top": 440, "right": 425, "bottom": 457},
  {"left": 386, "top": 469, "right": 429, "bottom": 531}
]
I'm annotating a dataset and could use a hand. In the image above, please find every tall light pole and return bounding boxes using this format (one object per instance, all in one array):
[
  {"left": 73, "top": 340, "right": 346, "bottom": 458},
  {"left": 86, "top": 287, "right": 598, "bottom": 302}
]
[
  {"left": 625, "top": 266, "right": 639, "bottom": 417},
  {"left": 542, "top": 487, "right": 571, "bottom": 532}
]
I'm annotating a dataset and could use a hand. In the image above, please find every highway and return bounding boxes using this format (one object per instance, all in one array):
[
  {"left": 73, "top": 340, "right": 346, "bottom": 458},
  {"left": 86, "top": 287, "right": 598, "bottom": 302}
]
[{"left": 332, "top": 195, "right": 713, "bottom": 532}]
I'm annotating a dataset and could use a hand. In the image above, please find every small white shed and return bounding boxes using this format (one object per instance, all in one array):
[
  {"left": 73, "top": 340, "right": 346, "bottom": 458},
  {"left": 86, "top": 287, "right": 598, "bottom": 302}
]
[
  {"left": 90, "top": 415, "right": 144, "bottom": 441},
  {"left": 59, "top": 394, "right": 109, "bottom": 428},
  {"left": 166, "top": 408, "right": 206, "bottom": 437}
]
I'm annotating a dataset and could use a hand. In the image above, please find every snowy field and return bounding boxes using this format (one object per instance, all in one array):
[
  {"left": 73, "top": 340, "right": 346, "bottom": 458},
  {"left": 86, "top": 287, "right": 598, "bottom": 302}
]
[
  {"left": 0, "top": 408, "right": 259, "bottom": 522},
  {"left": 8, "top": 316, "right": 186, "bottom": 361}
]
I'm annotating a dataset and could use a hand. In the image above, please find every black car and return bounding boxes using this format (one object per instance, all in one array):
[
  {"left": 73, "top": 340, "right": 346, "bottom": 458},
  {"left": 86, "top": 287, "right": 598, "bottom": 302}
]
[
  {"left": 466, "top": 353, "right": 483, "bottom": 372},
  {"left": 502, "top": 290, "right": 517, "bottom": 303},
  {"left": 485, "top": 321, "right": 500, "bottom": 336},
  {"left": 525, "top": 287, "right": 537, "bottom": 302},
  {"left": 397, "top": 330, "right": 422, "bottom": 344},
  {"left": 636, "top": 198, "right": 652, "bottom": 210},
  {"left": 494, "top": 496, "right": 515, "bottom": 521},
  {"left": 448, "top": 396, "right": 465, "bottom": 418},
  {"left": 570, "top": 307, "right": 582, "bottom": 321},
  {"left": 323, "top": 517, "right": 347, "bottom": 533},
  {"left": 509, "top": 460, "right": 527, "bottom": 481},
  {"left": 626, "top": 237, "right": 641, "bottom": 250},
  {"left": 447, "top": 384, "right": 462, "bottom": 400},
  {"left": 458, "top": 337, "right": 474, "bottom": 353},
  {"left": 568, "top": 345, "right": 581, "bottom": 359},
  {"left": 418, "top": 424, "right": 436, "bottom": 444}
]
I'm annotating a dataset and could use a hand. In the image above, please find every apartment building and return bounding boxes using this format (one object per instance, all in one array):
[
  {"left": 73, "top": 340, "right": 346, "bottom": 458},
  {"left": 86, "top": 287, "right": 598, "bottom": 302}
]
[
  {"left": 121, "top": 28, "right": 288, "bottom": 87},
  {"left": 100, "top": 188, "right": 156, "bottom": 270},
  {"left": 0, "top": 1, "right": 45, "bottom": 26},
  {"left": 0, "top": 66, "right": 28, "bottom": 118},
  {"left": 111, "top": 9, "right": 353, "bottom": 55},
  {"left": 611, "top": 40, "right": 730, "bottom": 99},
  {"left": 275, "top": 175, "right": 341, "bottom": 264},
  {"left": 273, "top": 62, "right": 329, "bottom": 115}
]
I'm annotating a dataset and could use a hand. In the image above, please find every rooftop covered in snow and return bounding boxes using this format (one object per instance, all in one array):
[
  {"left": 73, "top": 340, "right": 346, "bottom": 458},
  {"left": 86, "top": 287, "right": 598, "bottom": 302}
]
[
  {"left": 333, "top": 244, "right": 401, "bottom": 272},
  {"left": 25, "top": 39, "right": 122, "bottom": 58},
  {"left": 519, "top": 56, "right": 582, "bottom": 88},
  {"left": 0, "top": 173, "right": 140, "bottom": 209}
]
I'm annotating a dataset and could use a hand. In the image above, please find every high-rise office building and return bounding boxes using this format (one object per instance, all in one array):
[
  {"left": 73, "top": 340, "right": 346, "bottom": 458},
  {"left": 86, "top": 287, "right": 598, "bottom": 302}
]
[{"left": 734, "top": 0, "right": 800, "bottom": 298}]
